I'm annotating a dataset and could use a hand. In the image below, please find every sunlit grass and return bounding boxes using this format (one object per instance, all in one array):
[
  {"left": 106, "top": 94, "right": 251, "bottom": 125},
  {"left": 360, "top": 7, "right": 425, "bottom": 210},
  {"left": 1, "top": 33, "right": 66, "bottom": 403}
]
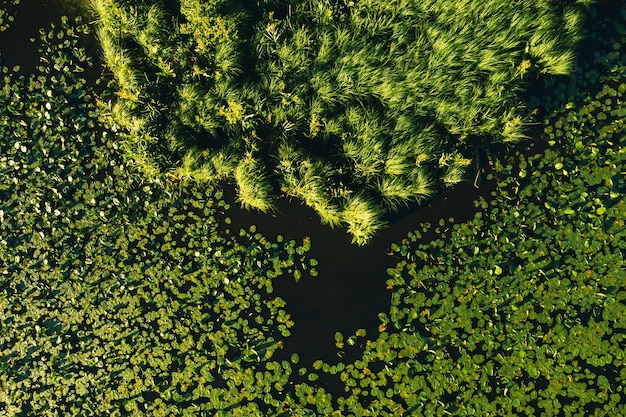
[
  {"left": 440, "top": 152, "right": 472, "bottom": 187},
  {"left": 91, "top": 0, "right": 590, "bottom": 242},
  {"left": 234, "top": 156, "right": 274, "bottom": 212},
  {"left": 96, "top": 28, "right": 141, "bottom": 101},
  {"left": 170, "top": 148, "right": 235, "bottom": 183},
  {"left": 341, "top": 193, "right": 386, "bottom": 245}
]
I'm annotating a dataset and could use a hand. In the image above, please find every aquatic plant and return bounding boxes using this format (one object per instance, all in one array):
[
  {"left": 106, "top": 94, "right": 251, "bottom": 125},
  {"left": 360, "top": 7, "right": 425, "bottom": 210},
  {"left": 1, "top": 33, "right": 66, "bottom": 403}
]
[
  {"left": 90, "top": 0, "right": 590, "bottom": 244},
  {"left": 0, "top": 0, "right": 20, "bottom": 32},
  {"left": 0, "top": 14, "right": 316, "bottom": 415},
  {"left": 233, "top": 154, "right": 274, "bottom": 212},
  {"left": 1, "top": 2, "right": 625, "bottom": 416}
]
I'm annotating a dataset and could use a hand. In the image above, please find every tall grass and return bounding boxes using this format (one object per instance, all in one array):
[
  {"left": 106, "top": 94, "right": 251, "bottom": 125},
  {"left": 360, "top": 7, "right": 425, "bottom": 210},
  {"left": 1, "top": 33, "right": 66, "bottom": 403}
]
[
  {"left": 234, "top": 156, "right": 274, "bottom": 212},
  {"left": 276, "top": 143, "right": 342, "bottom": 226},
  {"left": 92, "top": 0, "right": 589, "bottom": 242},
  {"left": 341, "top": 193, "right": 386, "bottom": 245},
  {"left": 96, "top": 28, "right": 141, "bottom": 101},
  {"left": 172, "top": 148, "right": 236, "bottom": 183},
  {"left": 440, "top": 153, "right": 472, "bottom": 187}
]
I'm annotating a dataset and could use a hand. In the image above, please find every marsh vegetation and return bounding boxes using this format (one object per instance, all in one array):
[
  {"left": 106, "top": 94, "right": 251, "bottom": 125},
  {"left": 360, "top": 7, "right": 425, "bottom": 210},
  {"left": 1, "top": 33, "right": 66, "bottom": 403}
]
[
  {"left": 0, "top": 0, "right": 624, "bottom": 416},
  {"left": 91, "top": 0, "right": 590, "bottom": 243}
]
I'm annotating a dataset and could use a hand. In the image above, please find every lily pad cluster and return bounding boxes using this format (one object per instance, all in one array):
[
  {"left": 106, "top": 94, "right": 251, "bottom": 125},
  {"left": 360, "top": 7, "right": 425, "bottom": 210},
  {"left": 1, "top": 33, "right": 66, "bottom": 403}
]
[
  {"left": 91, "top": 0, "right": 589, "bottom": 244},
  {"left": 0, "top": 16, "right": 317, "bottom": 416},
  {"left": 0, "top": 0, "right": 20, "bottom": 32}
]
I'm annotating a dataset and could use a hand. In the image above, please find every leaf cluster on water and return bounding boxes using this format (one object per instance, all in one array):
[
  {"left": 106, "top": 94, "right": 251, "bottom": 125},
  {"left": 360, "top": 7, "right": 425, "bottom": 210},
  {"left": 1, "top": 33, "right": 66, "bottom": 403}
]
[
  {"left": 0, "top": 0, "right": 20, "bottom": 32},
  {"left": 0, "top": 15, "right": 316, "bottom": 416}
]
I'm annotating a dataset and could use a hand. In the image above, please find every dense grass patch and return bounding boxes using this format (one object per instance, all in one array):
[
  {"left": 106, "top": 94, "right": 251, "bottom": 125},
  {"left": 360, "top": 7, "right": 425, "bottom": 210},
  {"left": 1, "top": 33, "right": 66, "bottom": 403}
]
[{"left": 91, "top": 0, "right": 589, "bottom": 243}]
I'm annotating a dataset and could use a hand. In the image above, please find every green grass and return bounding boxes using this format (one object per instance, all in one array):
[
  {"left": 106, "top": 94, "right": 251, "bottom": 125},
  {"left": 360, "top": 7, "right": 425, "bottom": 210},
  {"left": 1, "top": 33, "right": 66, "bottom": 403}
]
[
  {"left": 89, "top": 0, "right": 590, "bottom": 244},
  {"left": 341, "top": 192, "right": 386, "bottom": 245},
  {"left": 233, "top": 155, "right": 274, "bottom": 212}
]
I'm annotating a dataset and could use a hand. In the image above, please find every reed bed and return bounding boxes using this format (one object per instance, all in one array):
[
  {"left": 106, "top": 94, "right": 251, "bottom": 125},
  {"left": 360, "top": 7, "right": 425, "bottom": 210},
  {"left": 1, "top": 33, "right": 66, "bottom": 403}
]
[{"left": 92, "top": 0, "right": 588, "bottom": 243}]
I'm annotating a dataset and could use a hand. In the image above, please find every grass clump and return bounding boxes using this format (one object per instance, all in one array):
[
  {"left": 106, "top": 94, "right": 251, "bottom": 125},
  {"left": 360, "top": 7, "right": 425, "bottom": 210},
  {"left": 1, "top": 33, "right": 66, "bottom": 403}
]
[
  {"left": 233, "top": 155, "right": 274, "bottom": 212},
  {"left": 342, "top": 193, "right": 386, "bottom": 245},
  {"left": 91, "top": 0, "right": 590, "bottom": 243}
]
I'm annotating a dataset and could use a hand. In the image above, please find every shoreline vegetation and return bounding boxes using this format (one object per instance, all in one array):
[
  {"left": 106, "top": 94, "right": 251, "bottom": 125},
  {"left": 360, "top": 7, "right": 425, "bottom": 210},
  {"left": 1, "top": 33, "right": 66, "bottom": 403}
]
[
  {"left": 91, "top": 0, "right": 590, "bottom": 244},
  {"left": 0, "top": 0, "right": 624, "bottom": 415}
]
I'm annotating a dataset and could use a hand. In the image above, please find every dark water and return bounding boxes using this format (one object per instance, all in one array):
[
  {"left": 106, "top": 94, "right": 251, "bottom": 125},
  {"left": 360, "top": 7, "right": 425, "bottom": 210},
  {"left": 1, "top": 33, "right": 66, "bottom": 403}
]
[
  {"left": 0, "top": 0, "right": 103, "bottom": 84},
  {"left": 0, "top": 0, "right": 65, "bottom": 74},
  {"left": 222, "top": 175, "right": 496, "bottom": 368}
]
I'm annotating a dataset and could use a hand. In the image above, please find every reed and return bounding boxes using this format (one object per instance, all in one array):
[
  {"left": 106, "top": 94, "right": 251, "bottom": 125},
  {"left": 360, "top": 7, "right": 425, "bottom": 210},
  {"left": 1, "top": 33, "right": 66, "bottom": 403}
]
[
  {"left": 90, "top": 0, "right": 138, "bottom": 36},
  {"left": 234, "top": 156, "right": 274, "bottom": 212},
  {"left": 171, "top": 148, "right": 235, "bottom": 183},
  {"left": 120, "top": 138, "right": 160, "bottom": 180},
  {"left": 341, "top": 193, "right": 386, "bottom": 245},
  {"left": 441, "top": 153, "right": 472, "bottom": 187},
  {"left": 110, "top": 100, "right": 145, "bottom": 133},
  {"left": 96, "top": 28, "right": 141, "bottom": 101},
  {"left": 91, "top": 0, "right": 589, "bottom": 242},
  {"left": 377, "top": 177, "right": 414, "bottom": 211}
]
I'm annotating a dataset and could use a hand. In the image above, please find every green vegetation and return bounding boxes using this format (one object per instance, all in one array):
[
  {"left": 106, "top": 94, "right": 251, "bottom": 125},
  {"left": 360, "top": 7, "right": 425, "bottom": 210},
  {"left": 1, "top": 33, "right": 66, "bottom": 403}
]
[
  {"left": 1, "top": 1, "right": 625, "bottom": 416},
  {"left": 0, "top": 16, "right": 316, "bottom": 415},
  {"left": 0, "top": 0, "right": 20, "bottom": 32},
  {"left": 91, "top": 0, "right": 589, "bottom": 243}
]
